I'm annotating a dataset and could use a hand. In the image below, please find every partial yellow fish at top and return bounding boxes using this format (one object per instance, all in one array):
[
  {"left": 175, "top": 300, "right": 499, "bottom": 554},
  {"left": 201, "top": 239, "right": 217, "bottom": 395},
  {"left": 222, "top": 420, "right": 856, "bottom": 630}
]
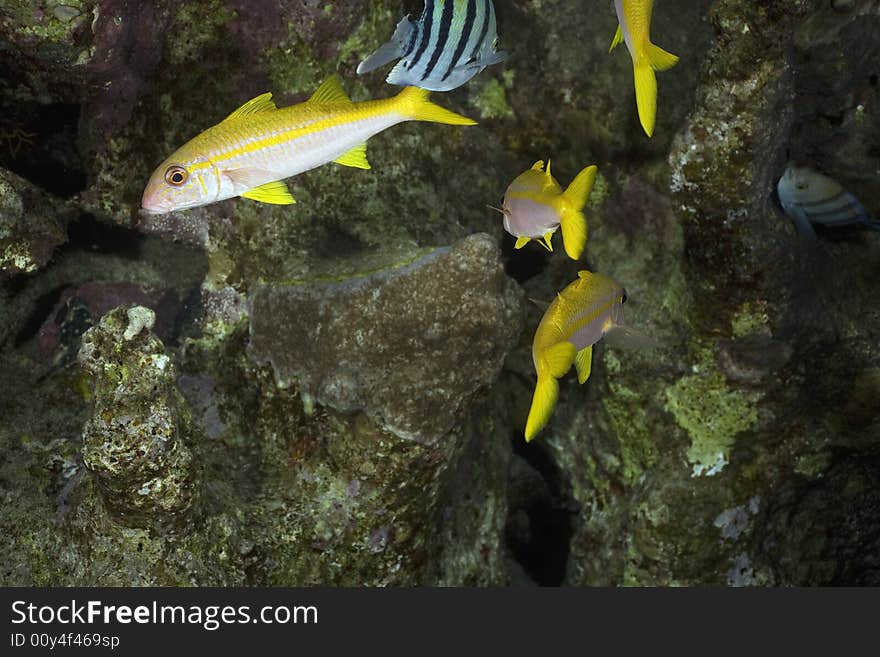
[
  {"left": 609, "top": 0, "right": 679, "bottom": 137},
  {"left": 141, "top": 76, "right": 476, "bottom": 214}
]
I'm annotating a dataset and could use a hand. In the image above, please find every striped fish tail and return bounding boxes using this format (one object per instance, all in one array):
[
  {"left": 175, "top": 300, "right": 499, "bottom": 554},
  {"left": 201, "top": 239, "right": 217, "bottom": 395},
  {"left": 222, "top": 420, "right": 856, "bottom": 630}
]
[{"left": 394, "top": 86, "right": 477, "bottom": 126}]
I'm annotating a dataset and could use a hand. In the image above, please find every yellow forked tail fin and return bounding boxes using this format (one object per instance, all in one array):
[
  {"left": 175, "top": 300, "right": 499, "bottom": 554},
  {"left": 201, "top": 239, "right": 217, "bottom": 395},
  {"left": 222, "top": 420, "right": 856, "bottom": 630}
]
[
  {"left": 633, "top": 44, "right": 679, "bottom": 138},
  {"left": 647, "top": 43, "right": 679, "bottom": 72},
  {"left": 525, "top": 375, "right": 559, "bottom": 442},
  {"left": 559, "top": 164, "right": 596, "bottom": 260},
  {"left": 633, "top": 61, "right": 658, "bottom": 137},
  {"left": 563, "top": 165, "right": 597, "bottom": 213},
  {"left": 396, "top": 87, "right": 477, "bottom": 126},
  {"left": 524, "top": 342, "right": 576, "bottom": 441}
]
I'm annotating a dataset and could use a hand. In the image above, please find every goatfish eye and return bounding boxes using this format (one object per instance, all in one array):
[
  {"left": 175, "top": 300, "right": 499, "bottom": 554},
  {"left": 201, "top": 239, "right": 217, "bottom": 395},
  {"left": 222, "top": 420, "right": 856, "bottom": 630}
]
[{"left": 164, "top": 165, "right": 188, "bottom": 186}]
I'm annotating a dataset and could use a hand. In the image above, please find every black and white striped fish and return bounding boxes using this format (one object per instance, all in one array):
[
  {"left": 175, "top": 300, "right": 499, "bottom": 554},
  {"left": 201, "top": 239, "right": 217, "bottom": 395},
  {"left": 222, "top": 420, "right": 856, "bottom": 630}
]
[
  {"left": 357, "top": 0, "right": 507, "bottom": 92},
  {"left": 777, "top": 163, "right": 878, "bottom": 239}
]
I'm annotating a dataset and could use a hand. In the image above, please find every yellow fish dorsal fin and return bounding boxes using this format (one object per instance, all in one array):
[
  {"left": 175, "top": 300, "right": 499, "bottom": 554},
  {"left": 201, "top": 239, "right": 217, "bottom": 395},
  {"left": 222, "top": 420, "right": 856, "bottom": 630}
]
[
  {"left": 609, "top": 25, "right": 624, "bottom": 53},
  {"left": 545, "top": 159, "right": 552, "bottom": 180},
  {"left": 514, "top": 236, "right": 531, "bottom": 249},
  {"left": 309, "top": 75, "right": 353, "bottom": 105},
  {"left": 574, "top": 346, "right": 593, "bottom": 384},
  {"left": 334, "top": 143, "right": 371, "bottom": 169},
  {"left": 240, "top": 180, "right": 296, "bottom": 205},
  {"left": 223, "top": 92, "right": 277, "bottom": 122},
  {"left": 531, "top": 160, "right": 545, "bottom": 172}
]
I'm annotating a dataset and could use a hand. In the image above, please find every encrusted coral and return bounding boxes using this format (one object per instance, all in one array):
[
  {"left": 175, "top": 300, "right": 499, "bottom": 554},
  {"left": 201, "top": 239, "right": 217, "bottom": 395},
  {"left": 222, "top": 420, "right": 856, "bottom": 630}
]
[{"left": 78, "top": 305, "right": 199, "bottom": 527}]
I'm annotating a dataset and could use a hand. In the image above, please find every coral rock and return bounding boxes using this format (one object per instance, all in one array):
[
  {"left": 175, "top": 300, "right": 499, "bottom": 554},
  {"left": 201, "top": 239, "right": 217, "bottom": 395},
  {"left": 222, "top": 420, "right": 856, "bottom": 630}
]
[{"left": 78, "top": 305, "right": 199, "bottom": 528}]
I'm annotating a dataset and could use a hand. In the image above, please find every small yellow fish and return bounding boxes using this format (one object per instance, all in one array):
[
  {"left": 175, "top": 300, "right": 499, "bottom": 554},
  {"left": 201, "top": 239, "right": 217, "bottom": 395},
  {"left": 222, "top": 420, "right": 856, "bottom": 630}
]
[
  {"left": 141, "top": 76, "right": 476, "bottom": 214},
  {"left": 525, "top": 270, "right": 627, "bottom": 442},
  {"left": 609, "top": 0, "right": 679, "bottom": 138},
  {"left": 497, "top": 160, "right": 597, "bottom": 260}
]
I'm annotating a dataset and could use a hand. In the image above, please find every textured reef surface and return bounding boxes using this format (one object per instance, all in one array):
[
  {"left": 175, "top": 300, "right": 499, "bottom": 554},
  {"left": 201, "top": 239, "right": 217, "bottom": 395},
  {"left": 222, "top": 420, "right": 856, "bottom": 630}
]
[{"left": 1, "top": 0, "right": 879, "bottom": 585}]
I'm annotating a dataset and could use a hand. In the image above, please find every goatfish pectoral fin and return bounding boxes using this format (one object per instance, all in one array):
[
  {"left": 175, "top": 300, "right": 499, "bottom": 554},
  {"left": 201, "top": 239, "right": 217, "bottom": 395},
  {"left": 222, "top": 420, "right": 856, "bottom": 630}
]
[
  {"left": 357, "top": 16, "right": 415, "bottom": 75},
  {"left": 559, "top": 165, "right": 597, "bottom": 260},
  {"left": 574, "top": 346, "right": 593, "bottom": 384},
  {"left": 604, "top": 325, "right": 658, "bottom": 351},
  {"left": 515, "top": 236, "right": 531, "bottom": 249},
  {"left": 525, "top": 342, "right": 576, "bottom": 442},
  {"left": 334, "top": 143, "right": 371, "bottom": 170},
  {"left": 632, "top": 45, "right": 679, "bottom": 138},
  {"left": 396, "top": 86, "right": 477, "bottom": 126},
  {"left": 240, "top": 180, "right": 296, "bottom": 205}
]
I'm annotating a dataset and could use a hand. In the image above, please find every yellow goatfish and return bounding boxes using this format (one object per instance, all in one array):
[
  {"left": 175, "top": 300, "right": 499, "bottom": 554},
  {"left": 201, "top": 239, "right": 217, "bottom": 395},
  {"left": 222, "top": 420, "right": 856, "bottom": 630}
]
[
  {"left": 525, "top": 270, "right": 627, "bottom": 442},
  {"left": 141, "top": 76, "right": 476, "bottom": 214},
  {"left": 496, "top": 160, "right": 597, "bottom": 260},
  {"left": 609, "top": 0, "right": 679, "bottom": 138}
]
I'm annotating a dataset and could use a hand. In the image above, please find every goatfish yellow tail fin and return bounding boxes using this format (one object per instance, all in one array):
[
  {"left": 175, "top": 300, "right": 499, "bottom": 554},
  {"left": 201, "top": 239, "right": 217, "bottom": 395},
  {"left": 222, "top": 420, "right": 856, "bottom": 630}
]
[
  {"left": 525, "top": 376, "right": 558, "bottom": 442},
  {"left": 525, "top": 342, "right": 576, "bottom": 442},
  {"left": 395, "top": 86, "right": 477, "bottom": 126},
  {"left": 559, "top": 165, "right": 597, "bottom": 260},
  {"left": 633, "top": 45, "right": 679, "bottom": 138}
]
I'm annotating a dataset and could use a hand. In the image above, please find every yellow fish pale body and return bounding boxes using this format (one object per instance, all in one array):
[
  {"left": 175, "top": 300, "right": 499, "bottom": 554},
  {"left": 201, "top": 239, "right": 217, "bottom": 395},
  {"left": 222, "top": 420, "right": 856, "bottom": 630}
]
[
  {"left": 141, "top": 76, "right": 476, "bottom": 214},
  {"left": 500, "top": 160, "right": 597, "bottom": 260},
  {"left": 525, "top": 270, "right": 627, "bottom": 442}
]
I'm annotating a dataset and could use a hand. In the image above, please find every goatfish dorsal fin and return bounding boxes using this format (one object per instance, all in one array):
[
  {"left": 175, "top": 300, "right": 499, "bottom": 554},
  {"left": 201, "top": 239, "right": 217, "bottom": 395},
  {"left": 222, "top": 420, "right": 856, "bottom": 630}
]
[
  {"left": 240, "top": 180, "right": 296, "bottom": 205},
  {"left": 309, "top": 75, "right": 353, "bottom": 105},
  {"left": 223, "top": 92, "right": 277, "bottom": 122},
  {"left": 334, "top": 143, "right": 371, "bottom": 170}
]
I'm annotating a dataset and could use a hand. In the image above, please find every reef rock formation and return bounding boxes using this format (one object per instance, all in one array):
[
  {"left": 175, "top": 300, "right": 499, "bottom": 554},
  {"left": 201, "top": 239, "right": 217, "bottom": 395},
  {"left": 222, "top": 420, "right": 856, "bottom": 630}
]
[
  {"left": 78, "top": 305, "right": 199, "bottom": 528},
  {"left": 1, "top": 0, "right": 879, "bottom": 587}
]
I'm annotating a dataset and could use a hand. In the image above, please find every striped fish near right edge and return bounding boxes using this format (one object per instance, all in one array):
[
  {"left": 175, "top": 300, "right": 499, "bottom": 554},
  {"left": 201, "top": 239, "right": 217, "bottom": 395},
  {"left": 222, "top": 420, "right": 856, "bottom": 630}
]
[
  {"left": 777, "top": 163, "right": 879, "bottom": 239},
  {"left": 357, "top": 0, "right": 508, "bottom": 92}
]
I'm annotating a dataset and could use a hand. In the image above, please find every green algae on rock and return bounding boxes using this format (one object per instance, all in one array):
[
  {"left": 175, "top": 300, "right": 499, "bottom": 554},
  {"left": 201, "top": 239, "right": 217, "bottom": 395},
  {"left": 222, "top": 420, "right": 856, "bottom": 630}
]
[{"left": 0, "top": 167, "right": 73, "bottom": 276}]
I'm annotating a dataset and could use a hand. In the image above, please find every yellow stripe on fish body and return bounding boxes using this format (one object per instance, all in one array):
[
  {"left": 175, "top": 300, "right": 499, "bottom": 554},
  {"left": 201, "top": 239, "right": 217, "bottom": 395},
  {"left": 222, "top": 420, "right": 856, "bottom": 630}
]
[
  {"left": 610, "top": 0, "right": 679, "bottom": 138},
  {"left": 141, "top": 76, "right": 476, "bottom": 214},
  {"left": 524, "top": 271, "right": 626, "bottom": 442}
]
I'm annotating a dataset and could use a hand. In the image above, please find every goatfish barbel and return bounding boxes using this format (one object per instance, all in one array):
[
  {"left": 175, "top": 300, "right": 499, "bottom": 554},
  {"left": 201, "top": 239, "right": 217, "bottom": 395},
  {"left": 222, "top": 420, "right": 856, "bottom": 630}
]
[
  {"left": 357, "top": 0, "right": 507, "bottom": 92},
  {"left": 141, "top": 76, "right": 476, "bottom": 214},
  {"left": 495, "top": 160, "right": 597, "bottom": 260},
  {"left": 525, "top": 270, "right": 628, "bottom": 442},
  {"left": 609, "top": 0, "right": 679, "bottom": 138},
  {"left": 776, "top": 163, "right": 878, "bottom": 239}
]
